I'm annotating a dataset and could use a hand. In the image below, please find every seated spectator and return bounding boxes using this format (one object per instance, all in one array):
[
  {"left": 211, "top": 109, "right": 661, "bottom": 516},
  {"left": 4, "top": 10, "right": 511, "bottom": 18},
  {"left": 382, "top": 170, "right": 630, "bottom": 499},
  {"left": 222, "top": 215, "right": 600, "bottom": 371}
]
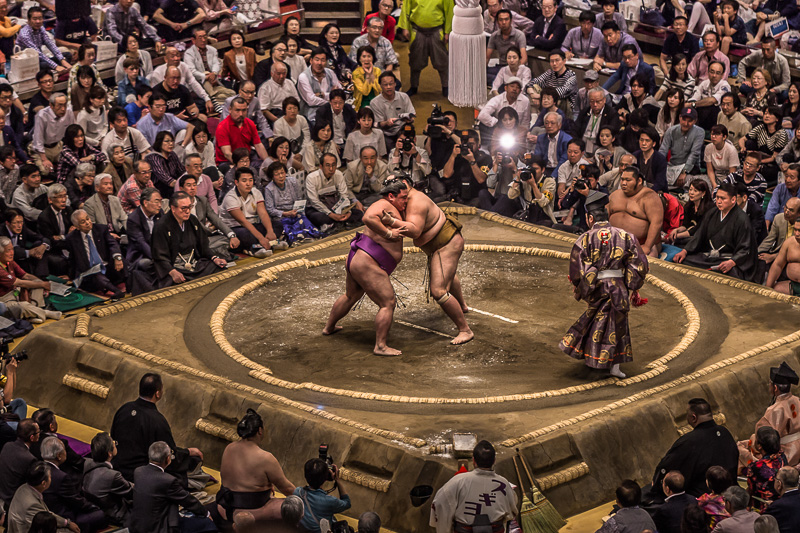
[
  {"left": 647, "top": 398, "right": 738, "bottom": 502},
  {"left": 344, "top": 108, "right": 387, "bottom": 162},
  {"left": 178, "top": 153, "right": 218, "bottom": 213},
  {"left": 531, "top": 50, "right": 577, "bottom": 114},
  {"left": 434, "top": 130, "right": 491, "bottom": 205},
  {"left": 574, "top": 87, "right": 620, "bottom": 156},
  {"left": 306, "top": 153, "right": 364, "bottom": 231},
  {"left": 746, "top": 426, "right": 786, "bottom": 512},
  {"left": 595, "top": 127, "right": 629, "bottom": 180},
  {"left": 66, "top": 44, "right": 101, "bottom": 108},
  {"left": 11, "top": 164, "right": 48, "bottom": 223},
  {"left": 652, "top": 471, "right": 697, "bottom": 533},
  {"left": 364, "top": 0, "right": 396, "bottom": 40},
  {"left": 215, "top": 97, "right": 269, "bottom": 167},
  {"left": 344, "top": 146, "right": 390, "bottom": 207},
  {"left": 714, "top": 486, "right": 759, "bottom": 532},
  {"left": 562, "top": 10, "right": 602, "bottom": 60},
  {"left": 65, "top": 209, "right": 125, "bottom": 298},
  {"left": 666, "top": 180, "right": 713, "bottom": 246},
  {"left": 659, "top": 17, "right": 699, "bottom": 78},
  {"left": 149, "top": 47, "right": 214, "bottom": 116},
  {"left": 0, "top": 145, "right": 18, "bottom": 206},
  {"left": 660, "top": 108, "right": 704, "bottom": 189},
  {"left": 742, "top": 69, "right": 778, "bottom": 127},
  {"left": 605, "top": 44, "right": 656, "bottom": 97},
  {"left": 26, "top": 71, "right": 55, "bottom": 132},
  {"left": 0, "top": 0, "right": 20, "bottom": 62},
  {"left": 152, "top": 0, "right": 206, "bottom": 42},
  {"left": 70, "top": 66, "right": 98, "bottom": 114},
  {"left": 480, "top": 78, "right": 531, "bottom": 144},
  {"left": 533, "top": 111, "right": 572, "bottom": 177},
  {"left": 764, "top": 466, "right": 800, "bottom": 533},
  {"left": 7, "top": 461, "right": 79, "bottom": 533},
  {"left": 0, "top": 85, "right": 24, "bottom": 145},
  {"left": 283, "top": 16, "right": 313, "bottom": 59},
  {"left": 85, "top": 174, "right": 128, "bottom": 241},
  {"left": 303, "top": 121, "right": 342, "bottom": 173},
  {"left": 735, "top": 180, "right": 767, "bottom": 243},
  {"left": 318, "top": 23, "right": 357, "bottom": 83},
  {"left": 40, "top": 437, "right": 106, "bottom": 533},
  {"left": 632, "top": 127, "right": 668, "bottom": 193},
  {"left": 491, "top": 108, "right": 526, "bottom": 158},
  {"left": 83, "top": 432, "right": 133, "bottom": 526},
  {"left": 57, "top": 125, "right": 108, "bottom": 185},
  {"left": 104, "top": 0, "right": 160, "bottom": 50},
  {"left": 104, "top": 144, "right": 134, "bottom": 193},
  {"left": 351, "top": 18, "right": 400, "bottom": 78},
  {"left": 358, "top": 512, "right": 381, "bottom": 533},
  {"left": 130, "top": 441, "right": 215, "bottom": 533},
  {"left": 674, "top": 183, "right": 756, "bottom": 280},
  {"left": 124, "top": 87, "right": 151, "bottom": 134},
  {"left": 220, "top": 166, "right": 284, "bottom": 256},
  {"left": 77, "top": 86, "right": 110, "bottom": 149},
  {"left": 656, "top": 88, "right": 685, "bottom": 138},
  {"left": 388, "top": 127, "right": 432, "bottom": 186},
  {"left": 739, "top": 106, "right": 788, "bottom": 186},
  {"left": 718, "top": 92, "right": 751, "bottom": 146},
  {"left": 282, "top": 36, "right": 307, "bottom": 83},
  {"left": 759, "top": 196, "right": 800, "bottom": 270},
  {"left": 484, "top": 0, "right": 533, "bottom": 34},
  {"left": 507, "top": 154, "right": 556, "bottom": 225},
  {"left": 593, "top": 22, "right": 641, "bottom": 72},
  {"left": 184, "top": 123, "right": 216, "bottom": 169},
  {"left": 117, "top": 58, "right": 149, "bottom": 107},
  {"left": 178, "top": 176, "right": 237, "bottom": 260},
  {"left": 114, "top": 32, "right": 155, "bottom": 83},
  {"left": 749, "top": 1, "right": 800, "bottom": 45},
  {"left": 713, "top": 0, "right": 747, "bottom": 55},
  {"left": 28, "top": 411, "right": 82, "bottom": 479},
  {"left": 557, "top": 162, "right": 607, "bottom": 233},
  {"left": 0, "top": 419, "right": 38, "bottom": 509},
  {"left": 258, "top": 62, "right": 299, "bottom": 124},
  {"left": 616, "top": 74, "right": 660, "bottom": 126},
  {"left": 220, "top": 30, "right": 256, "bottom": 85},
  {"left": 596, "top": 0, "right": 627, "bottom": 31},
  {"left": 252, "top": 41, "right": 294, "bottom": 90},
  {"left": 225, "top": 149, "right": 254, "bottom": 197},
  {"left": 371, "top": 72, "right": 415, "bottom": 148},
  {"left": 152, "top": 67, "right": 202, "bottom": 123},
  {"left": 17, "top": 8, "right": 71, "bottom": 72},
  {"left": 4, "top": 207, "right": 57, "bottom": 278},
  {"left": 704, "top": 125, "right": 740, "bottom": 189},
  {"left": 273, "top": 97, "right": 310, "bottom": 164},
  {"left": 101, "top": 107, "right": 153, "bottom": 162},
  {"left": 259, "top": 138, "right": 302, "bottom": 189},
  {"left": 688, "top": 32, "right": 730, "bottom": 82},
  {"left": 118, "top": 160, "right": 156, "bottom": 214},
  {"left": 781, "top": 83, "right": 800, "bottom": 129},
  {"left": 32, "top": 93, "right": 75, "bottom": 181},
  {"left": 298, "top": 48, "right": 344, "bottom": 121},
  {"left": 55, "top": 16, "right": 97, "bottom": 55},
  {"left": 529, "top": 86, "right": 570, "bottom": 133},
  {"left": 768, "top": 164, "right": 800, "bottom": 228},
  {"left": 486, "top": 9, "right": 528, "bottom": 84},
  {"left": 737, "top": 38, "right": 791, "bottom": 100},
  {"left": 594, "top": 480, "right": 656, "bottom": 533},
  {"left": 555, "top": 138, "right": 592, "bottom": 198},
  {"left": 491, "top": 47, "right": 531, "bottom": 98},
  {"left": 0, "top": 236, "right": 60, "bottom": 323},
  {"left": 37, "top": 184, "right": 73, "bottom": 262},
  {"left": 690, "top": 61, "right": 731, "bottom": 130},
  {"left": 146, "top": 131, "right": 185, "bottom": 200},
  {"left": 315, "top": 89, "right": 356, "bottom": 151},
  {"left": 527, "top": 0, "right": 565, "bottom": 50},
  {"left": 125, "top": 185, "right": 161, "bottom": 272},
  {"left": 295, "top": 458, "right": 350, "bottom": 533},
  {"left": 184, "top": 29, "right": 235, "bottom": 107},
  {"left": 657, "top": 54, "right": 696, "bottom": 103},
  {"left": 696, "top": 466, "right": 732, "bottom": 529},
  {"left": 67, "top": 163, "right": 96, "bottom": 209}
]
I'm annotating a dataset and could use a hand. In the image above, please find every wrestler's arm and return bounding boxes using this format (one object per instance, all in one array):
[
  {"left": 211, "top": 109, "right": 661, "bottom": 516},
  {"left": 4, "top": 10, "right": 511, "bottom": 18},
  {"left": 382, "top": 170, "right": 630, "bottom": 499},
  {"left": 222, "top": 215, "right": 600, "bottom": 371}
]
[
  {"left": 364, "top": 206, "right": 403, "bottom": 239},
  {"left": 395, "top": 205, "right": 426, "bottom": 239},
  {"left": 642, "top": 193, "right": 664, "bottom": 254},
  {"left": 264, "top": 452, "right": 296, "bottom": 496},
  {"left": 766, "top": 239, "right": 791, "bottom": 288}
]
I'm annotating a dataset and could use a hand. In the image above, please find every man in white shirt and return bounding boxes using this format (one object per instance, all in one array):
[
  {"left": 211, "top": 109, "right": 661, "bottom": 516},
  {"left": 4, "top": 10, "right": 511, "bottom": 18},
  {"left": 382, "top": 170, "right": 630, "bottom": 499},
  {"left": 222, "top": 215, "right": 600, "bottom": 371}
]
[
  {"left": 32, "top": 93, "right": 75, "bottom": 180},
  {"left": 477, "top": 78, "right": 531, "bottom": 130},
  {"left": 297, "top": 48, "right": 342, "bottom": 123},
  {"left": 689, "top": 60, "right": 730, "bottom": 130},
  {"left": 101, "top": 107, "right": 153, "bottom": 162},
  {"left": 258, "top": 61, "right": 299, "bottom": 124},
  {"left": 182, "top": 28, "right": 236, "bottom": 108},
  {"left": 369, "top": 72, "right": 416, "bottom": 149},
  {"left": 557, "top": 139, "right": 592, "bottom": 199},
  {"left": 305, "top": 153, "right": 364, "bottom": 231},
  {"left": 148, "top": 46, "right": 214, "bottom": 116}
]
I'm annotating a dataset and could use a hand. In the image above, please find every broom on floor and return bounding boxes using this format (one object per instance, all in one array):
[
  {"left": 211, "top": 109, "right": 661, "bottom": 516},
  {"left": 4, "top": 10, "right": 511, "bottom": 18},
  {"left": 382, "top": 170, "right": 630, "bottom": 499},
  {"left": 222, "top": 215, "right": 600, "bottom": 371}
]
[{"left": 512, "top": 449, "right": 566, "bottom": 533}]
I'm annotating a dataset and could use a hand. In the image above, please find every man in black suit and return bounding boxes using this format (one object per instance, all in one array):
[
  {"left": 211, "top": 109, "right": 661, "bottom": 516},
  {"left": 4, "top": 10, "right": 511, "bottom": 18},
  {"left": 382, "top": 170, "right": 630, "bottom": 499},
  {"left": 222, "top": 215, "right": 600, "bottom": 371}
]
[
  {"left": 572, "top": 87, "right": 621, "bottom": 156},
  {"left": 314, "top": 89, "right": 357, "bottom": 151},
  {"left": 527, "top": 0, "right": 566, "bottom": 50},
  {"left": 40, "top": 436, "right": 107, "bottom": 533},
  {"left": 111, "top": 373, "right": 204, "bottom": 484},
  {"left": 0, "top": 419, "right": 38, "bottom": 510},
  {"left": 64, "top": 209, "right": 125, "bottom": 298},
  {"left": 3, "top": 208, "right": 52, "bottom": 278},
  {"left": 30, "top": 408, "right": 84, "bottom": 479},
  {"left": 651, "top": 471, "right": 696, "bottom": 533},
  {"left": 36, "top": 184, "right": 73, "bottom": 257},
  {"left": 764, "top": 466, "right": 800, "bottom": 533},
  {"left": 129, "top": 441, "right": 216, "bottom": 533},
  {"left": 125, "top": 187, "right": 162, "bottom": 295},
  {"left": 0, "top": 107, "right": 28, "bottom": 164}
]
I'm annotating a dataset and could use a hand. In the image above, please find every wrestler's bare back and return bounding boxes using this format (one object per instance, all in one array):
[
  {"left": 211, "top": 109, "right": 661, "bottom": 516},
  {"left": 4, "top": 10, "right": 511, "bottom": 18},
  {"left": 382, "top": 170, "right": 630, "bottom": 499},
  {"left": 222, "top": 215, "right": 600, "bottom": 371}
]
[
  {"left": 784, "top": 238, "right": 800, "bottom": 281},
  {"left": 220, "top": 440, "right": 294, "bottom": 494},
  {"left": 363, "top": 198, "right": 404, "bottom": 262}
]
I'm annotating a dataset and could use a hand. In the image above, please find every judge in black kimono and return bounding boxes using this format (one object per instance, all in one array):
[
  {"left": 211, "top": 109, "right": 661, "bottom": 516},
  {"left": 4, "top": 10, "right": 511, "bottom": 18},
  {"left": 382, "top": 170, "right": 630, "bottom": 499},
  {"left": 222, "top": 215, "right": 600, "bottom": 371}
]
[
  {"left": 674, "top": 182, "right": 756, "bottom": 281},
  {"left": 151, "top": 192, "right": 227, "bottom": 288}
]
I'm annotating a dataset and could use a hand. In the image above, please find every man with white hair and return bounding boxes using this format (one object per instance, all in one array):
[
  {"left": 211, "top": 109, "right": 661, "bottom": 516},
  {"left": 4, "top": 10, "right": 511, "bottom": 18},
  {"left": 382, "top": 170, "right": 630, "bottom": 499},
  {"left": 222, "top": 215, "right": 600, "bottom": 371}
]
[
  {"left": 533, "top": 111, "right": 573, "bottom": 176},
  {"left": 84, "top": 174, "right": 128, "bottom": 242},
  {"left": 148, "top": 46, "right": 214, "bottom": 117},
  {"left": 31, "top": 93, "right": 75, "bottom": 179},
  {"left": 258, "top": 61, "right": 299, "bottom": 124},
  {"left": 715, "top": 486, "right": 758, "bottom": 532},
  {"left": 41, "top": 436, "right": 107, "bottom": 533},
  {"left": 65, "top": 209, "right": 125, "bottom": 298},
  {"left": 358, "top": 511, "right": 381, "bottom": 533},
  {"left": 130, "top": 441, "right": 213, "bottom": 533},
  {"left": 349, "top": 17, "right": 400, "bottom": 73}
]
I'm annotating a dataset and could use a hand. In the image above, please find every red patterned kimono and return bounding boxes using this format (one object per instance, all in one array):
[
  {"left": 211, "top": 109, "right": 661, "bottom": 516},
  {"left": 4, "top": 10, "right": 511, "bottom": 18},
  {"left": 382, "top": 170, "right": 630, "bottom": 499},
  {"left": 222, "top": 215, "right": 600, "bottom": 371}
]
[{"left": 559, "top": 222, "right": 649, "bottom": 370}]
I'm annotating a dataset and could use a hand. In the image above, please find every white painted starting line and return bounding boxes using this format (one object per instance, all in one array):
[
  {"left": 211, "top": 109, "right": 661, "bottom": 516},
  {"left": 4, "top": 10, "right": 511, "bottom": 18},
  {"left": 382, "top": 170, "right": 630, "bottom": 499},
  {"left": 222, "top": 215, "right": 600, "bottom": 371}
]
[
  {"left": 467, "top": 307, "right": 519, "bottom": 323},
  {"left": 396, "top": 320, "right": 454, "bottom": 338}
]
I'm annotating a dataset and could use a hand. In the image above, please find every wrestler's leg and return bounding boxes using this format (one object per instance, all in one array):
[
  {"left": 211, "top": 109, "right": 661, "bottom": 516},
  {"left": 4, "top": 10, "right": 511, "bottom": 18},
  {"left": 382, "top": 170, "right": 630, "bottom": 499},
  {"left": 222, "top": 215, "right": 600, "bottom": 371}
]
[
  {"left": 350, "top": 253, "right": 401, "bottom": 356},
  {"left": 323, "top": 260, "right": 365, "bottom": 335},
  {"left": 450, "top": 275, "right": 468, "bottom": 313},
  {"left": 430, "top": 235, "right": 473, "bottom": 345},
  {"left": 774, "top": 280, "right": 792, "bottom": 295},
  {"left": 231, "top": 500, "right": 283, "bottom": 523}
]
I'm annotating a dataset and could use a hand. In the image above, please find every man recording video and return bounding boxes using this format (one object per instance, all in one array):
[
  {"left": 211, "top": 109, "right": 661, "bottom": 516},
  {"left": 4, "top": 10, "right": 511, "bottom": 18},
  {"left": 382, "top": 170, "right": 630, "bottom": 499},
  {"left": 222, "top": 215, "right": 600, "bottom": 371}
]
[
  {"left": 388, "top": 126, "right": 432, "bottom": 186},
  {"left": 433, "top": 129, "right": 491, "bottom": 204},
  {"left": 294, "top": 448, "right": 350, "bottom": 533}
]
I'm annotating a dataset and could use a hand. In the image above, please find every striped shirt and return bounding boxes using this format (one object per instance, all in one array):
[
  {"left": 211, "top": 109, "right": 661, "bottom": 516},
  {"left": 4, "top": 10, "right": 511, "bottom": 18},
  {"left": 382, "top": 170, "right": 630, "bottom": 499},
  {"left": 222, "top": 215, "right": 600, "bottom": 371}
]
[
  {"left": 528, "top": 68, "right": 577, "bottom": 114},
  {"left": 658, "top": 74, "right": 696, "bottom": 101}
]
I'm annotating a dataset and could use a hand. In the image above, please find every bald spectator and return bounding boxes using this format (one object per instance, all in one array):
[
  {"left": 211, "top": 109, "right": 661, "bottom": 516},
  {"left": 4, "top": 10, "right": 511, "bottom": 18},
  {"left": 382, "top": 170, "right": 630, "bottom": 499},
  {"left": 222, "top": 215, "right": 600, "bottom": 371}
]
[
  {"left": 358, "top": 512, "right": 381, "bottom": 533},
  {"left": 652, "top": 471, "right": 697, "bottom": 533},
  {"left": 258, "top": 61, "right": 299, "bottom": 124}
]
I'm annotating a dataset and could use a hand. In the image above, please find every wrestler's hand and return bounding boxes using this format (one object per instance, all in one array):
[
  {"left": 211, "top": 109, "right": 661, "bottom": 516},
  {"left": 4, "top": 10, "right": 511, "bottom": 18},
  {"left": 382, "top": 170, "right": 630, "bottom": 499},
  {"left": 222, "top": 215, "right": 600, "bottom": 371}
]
[
  {"left": 674, "top": 250, "right": 687, "bottom": 263},
  {"left": 718, "top": 259, "right": 736, "bottom": 273},
  {"left": 188, "top": 447, "right": 204, "bottom": 460},
  {"left": 380, "top": 210, "right": 395, "bottom": 226}
]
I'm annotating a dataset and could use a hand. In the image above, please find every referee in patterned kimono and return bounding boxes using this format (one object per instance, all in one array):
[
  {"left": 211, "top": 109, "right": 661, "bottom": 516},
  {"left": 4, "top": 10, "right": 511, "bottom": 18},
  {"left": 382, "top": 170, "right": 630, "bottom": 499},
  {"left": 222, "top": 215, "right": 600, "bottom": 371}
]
[{"left": 397, "top": 0, "right": 454, "bottom": 97}]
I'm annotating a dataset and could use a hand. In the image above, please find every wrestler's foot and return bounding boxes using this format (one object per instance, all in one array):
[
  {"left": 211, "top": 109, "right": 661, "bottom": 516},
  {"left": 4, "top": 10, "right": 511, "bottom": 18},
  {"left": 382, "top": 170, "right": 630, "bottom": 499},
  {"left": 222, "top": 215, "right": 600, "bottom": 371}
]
[
  {"left": 462, "top": 305, "right": 469, "bottom": 314},
  {"left": 610, "top": 364, "right": 627, "bottom": 379},
  {"left": 374, "top": 345, "right": 402, "bottom": 356},
  {"left": 451, "top": 330, "right": 474, "bottom": 345},
  {"left": 322, "top": 326, "right": 343, "bottom": 335}
]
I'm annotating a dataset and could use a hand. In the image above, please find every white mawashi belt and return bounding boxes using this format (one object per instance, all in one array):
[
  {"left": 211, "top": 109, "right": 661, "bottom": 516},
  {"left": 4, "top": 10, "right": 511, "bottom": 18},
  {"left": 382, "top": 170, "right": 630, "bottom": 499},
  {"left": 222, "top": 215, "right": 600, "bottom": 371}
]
[
  {"left": 781, "top": 432, "right": 800, "bottom": 445},
  {"left": 597, "top": 269, "right": 623, "bottom": 280}
]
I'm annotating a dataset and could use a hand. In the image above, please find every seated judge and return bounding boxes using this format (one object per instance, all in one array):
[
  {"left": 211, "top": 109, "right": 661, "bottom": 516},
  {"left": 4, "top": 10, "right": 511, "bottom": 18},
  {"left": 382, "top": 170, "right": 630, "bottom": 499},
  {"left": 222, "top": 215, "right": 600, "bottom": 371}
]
[{"left": 64, "top": 209, "right": 125, "bottom": 298}]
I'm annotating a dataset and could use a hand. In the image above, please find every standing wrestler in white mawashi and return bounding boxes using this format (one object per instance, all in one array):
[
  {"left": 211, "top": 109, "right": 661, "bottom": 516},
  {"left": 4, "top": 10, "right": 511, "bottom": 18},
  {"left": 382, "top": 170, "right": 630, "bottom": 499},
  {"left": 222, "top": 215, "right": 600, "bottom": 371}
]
[{"left": 381, "top": 175, "right": 473, "bottom": 345}]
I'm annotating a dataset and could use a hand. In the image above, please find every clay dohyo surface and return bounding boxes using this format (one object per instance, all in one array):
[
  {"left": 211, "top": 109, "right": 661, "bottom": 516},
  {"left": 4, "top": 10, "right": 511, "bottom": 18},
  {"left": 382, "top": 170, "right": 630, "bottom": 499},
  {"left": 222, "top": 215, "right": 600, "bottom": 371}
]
[{"left": 48, "top": 213, "right": 800, "bottom": 447}]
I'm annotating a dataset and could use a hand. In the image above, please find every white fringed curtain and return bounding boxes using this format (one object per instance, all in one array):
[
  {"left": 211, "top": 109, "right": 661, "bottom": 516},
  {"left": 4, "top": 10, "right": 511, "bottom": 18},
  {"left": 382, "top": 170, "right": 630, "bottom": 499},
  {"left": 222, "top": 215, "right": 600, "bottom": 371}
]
[{"left": 448, "top": 0, "right": 487, "bottom": 108}]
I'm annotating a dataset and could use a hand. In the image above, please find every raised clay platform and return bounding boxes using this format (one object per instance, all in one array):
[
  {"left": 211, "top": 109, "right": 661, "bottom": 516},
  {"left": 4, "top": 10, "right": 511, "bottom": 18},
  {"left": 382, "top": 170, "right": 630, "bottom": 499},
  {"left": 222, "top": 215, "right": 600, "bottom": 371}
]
[{"left": 14, "top": 206, "right": 800, "bottom": 532}]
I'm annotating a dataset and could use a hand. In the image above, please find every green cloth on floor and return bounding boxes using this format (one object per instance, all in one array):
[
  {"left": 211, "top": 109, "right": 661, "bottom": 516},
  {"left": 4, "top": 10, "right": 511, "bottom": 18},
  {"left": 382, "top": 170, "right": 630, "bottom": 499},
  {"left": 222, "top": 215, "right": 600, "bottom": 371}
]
[{"left": 44, "top": 276, "right": 106, "bottom": 312}]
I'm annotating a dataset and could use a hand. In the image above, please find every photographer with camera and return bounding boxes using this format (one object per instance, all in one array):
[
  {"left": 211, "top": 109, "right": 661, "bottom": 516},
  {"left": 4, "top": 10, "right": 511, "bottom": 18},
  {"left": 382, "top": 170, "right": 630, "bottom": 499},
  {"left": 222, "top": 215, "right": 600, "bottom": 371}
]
[
  {"left": 389, "top": 126, "right": 432, "bottom": 187},
  {"left": 434, "top": 130, "right": 491, "bottom": 204},
  {"left": 556, "top": 163, "right": 608, "bottom": 233},
  {"left": 507, "top": 154, "right": 558, "bottom": 225},
  {"left": 294, "top": 448, "right": 351, "bottom": 533},
  {"left": 0, "top": 347, "right": 27, "bottom": 428},
  {"left": 478, "top": 147, "right": 523, "bottom": 217},
  {"left": 424, "top": 107, "right": 457, "bottom": 173}
]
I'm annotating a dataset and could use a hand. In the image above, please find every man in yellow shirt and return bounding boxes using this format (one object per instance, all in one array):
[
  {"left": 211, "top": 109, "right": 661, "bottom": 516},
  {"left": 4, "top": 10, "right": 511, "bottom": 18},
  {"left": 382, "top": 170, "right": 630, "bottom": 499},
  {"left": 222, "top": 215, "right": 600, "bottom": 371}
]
[{"left": 397, "top": 0, "right": 453, "bottom": 97}]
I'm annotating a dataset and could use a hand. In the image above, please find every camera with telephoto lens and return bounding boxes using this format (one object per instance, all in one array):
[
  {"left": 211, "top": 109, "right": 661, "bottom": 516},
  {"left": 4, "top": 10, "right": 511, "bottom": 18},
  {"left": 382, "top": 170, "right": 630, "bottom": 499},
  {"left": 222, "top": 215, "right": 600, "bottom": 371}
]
[
  {"left": 516, "top": 153, "right": 534, "bottom": 182},
  {"left": 574, "top": 164, "right": 591, "bottom": 191},
  {"left": 0, "top": 338, "right": 25, "bottom": 363},
  {"left": 401, "top": 124, "right": 415, "bottom": 152},
  {"left": 426, "top": 103, "right": 449, "bottom": 140},
  {"left": 319, "top": 444, "right": 335, "bottom": 481}
]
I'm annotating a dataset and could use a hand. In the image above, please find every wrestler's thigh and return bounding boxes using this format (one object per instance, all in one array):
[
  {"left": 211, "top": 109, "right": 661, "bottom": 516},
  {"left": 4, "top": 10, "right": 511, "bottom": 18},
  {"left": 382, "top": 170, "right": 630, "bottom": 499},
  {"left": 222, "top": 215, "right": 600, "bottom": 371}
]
[
  {"left": 344, "top": 269, "right": 366, "bottom": 298},
  {"left": 351, "top": 256, "right": 394, "bottom": 306},
  {"left": 433, "top": 234, "right": 465, "bottom": 284}
]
